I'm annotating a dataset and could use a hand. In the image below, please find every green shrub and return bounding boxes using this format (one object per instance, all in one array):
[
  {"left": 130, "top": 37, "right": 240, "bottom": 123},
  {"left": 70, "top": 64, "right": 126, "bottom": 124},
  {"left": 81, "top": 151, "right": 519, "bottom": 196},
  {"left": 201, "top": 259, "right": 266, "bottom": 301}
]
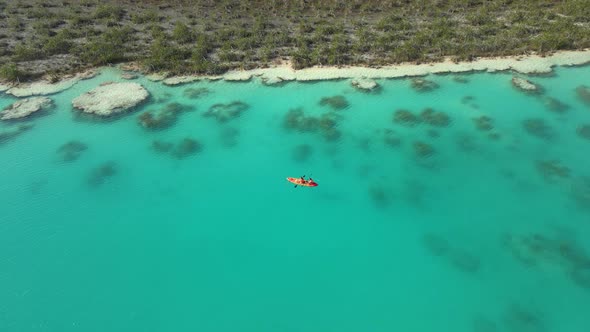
[
  {"left": 78, "top": 27, "right": 132, "bottom": 65},
  {"left": 131, "top": 9, "right": 160, "bottom": 24},
  {"left": 172, "top": 22, "right": 193, "bottom": 44},
  {"left": 149, "top": 24, "right": 166, "bottom": 40},
  {"left": 43, "top": 29, "right": 74, "bottom": 55},
  {"left": 13, "top": 43, "right": 44, "bottom": 61},
  {"left": 0, "top": 63, "right": 23, "bottom": 82},
  {"left": 94, "top": 4, "right": 124, "bottom": 20},
  {"left": 143, "top": 38, "right": 190, "bottom": 72}
]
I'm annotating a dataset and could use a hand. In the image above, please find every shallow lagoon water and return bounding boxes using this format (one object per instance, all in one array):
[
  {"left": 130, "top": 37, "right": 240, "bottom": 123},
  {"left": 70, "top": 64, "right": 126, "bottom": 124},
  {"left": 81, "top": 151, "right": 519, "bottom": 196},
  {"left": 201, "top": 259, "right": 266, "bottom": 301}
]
[{"left": 1, "top": 65, "right": 590, "bottom": 332}]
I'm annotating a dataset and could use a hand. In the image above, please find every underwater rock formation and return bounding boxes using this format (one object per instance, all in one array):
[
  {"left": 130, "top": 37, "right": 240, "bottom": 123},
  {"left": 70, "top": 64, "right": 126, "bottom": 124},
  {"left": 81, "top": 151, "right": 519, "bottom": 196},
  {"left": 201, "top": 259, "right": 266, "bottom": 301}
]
[
  {"left": 411, "top": 78, "right": 439, "bottom": 92},
  {"left": 283, "top": 108, "right": 312, "bottom": 131},
  {"left": 72, "top": 82, "right": 149, "bottom": 116},
  {"left": 203, "top": 101, "right": 249, "bottom": 123},
  {"left": 502, "top": 304, "right": 545, "bottom": 332},
  {"left": 453, "top": 76, "right": 469, "bottom": 84},
  {"left": 422, "top": 233, "right": 450, "bottom": 256},
  {"left": 171, "top": 138, "right": 203, "bottom": 159},
  {"left": 422, "top": 232, "right": 481, "bottom": 274},
  {"left": 393, "top": 109, "right": 421, "bottom": 126},
  {"left": 522, "top": 118, "right": 554, "bottom": 140},
  {"left": 473, "top": 116, "right": 493, "bottom": 131},
  {"left": 383, "top": 129, "right": 402, "bottom": 147},
  {"left": 570, "top": 176, "right": 590, "bottom": 210},
  {"left": 570, "top": 265, "right": 590, "bottom": 289},
  {"left": 57, "top": 140, "right": 87, "bottom": 162},
  {"left": 401, "top": 179, "right": 427, "bottom": 207},
  {"left": 183, "top": 87, "right": 211, "bottom": 99},
  {"left": 138, "top": 102, "right": 191, "bottom": 130},
  {"left": 427, "top": 129, "right": 440, "bottom": 138},
  {"left": 322, "top": 127, "right": 342, "bottom": 142},
  {"left": 577, "top": 125, "right": 590, "bottom": 140},
  {"left": 1, "top": 97, "right": 53, "bottom": 120},
  {"left": 461, "top": 96, "right": 475, "bottom": 104},
  {"left": 535, "top": 160, "right": 570, "bottom": 181},
  {"left": 151, "top": 138, "right": 203, "bottom": 159},
  {"left": 450, "top": 250, "right": 481, "bottom": 273},
  {"left": 283, "top": 108, "right": 342, "bottom": 142},
  {"left": 0, "top": 124, "right": 34, "bottom": 146},
  {"left": 319, "top": 95, "right": 350, "bottom": 110},
  {"left": 293, "top": 144, "right": 313, "bottom": 162},
  {"left": 576, "top": 85, "right": 590, "bottom": 106},
  {"left": 501, "top": 229, "right": 590, "bottom": 284},
  {"left": 511, "top": 76, "right": 541, "bottom": 94},
  {"left": 121, "top": 72, "right": 138, "bottom": 80},
  {"left": 543, "top": 97, "right": 569, "bottom": 113},
  {"left": 420, "top": 108, "right": 451, "bottom": 127},
  {"left": 455, "top": 133, "right": 478, "bottom": 153},
  {"left": 151, "top": 140, "right": 173, "bottom": 153},
  {"left": 154, "top": 92, "right": 173, "bottom": 104},
  {"left": 87, "top": 161, "right": 117, "bottom": 187},
  {"left": 488, "top": 132, "right": 501, "bottom": 141},
  {"left": 368, "top": 185, "right": 391, "bottom": 208},
  {"left": 413, "top": 141, "right": 435, "bottom": 158},
  {"left": 472, "top": 316, "right": 498, "bottom": 332},
  {"left": 220, "top": 127, "right": 239, "bottom": 148},
  {"left": 351, "top": 78, "right": 378, "bottom": 92}
]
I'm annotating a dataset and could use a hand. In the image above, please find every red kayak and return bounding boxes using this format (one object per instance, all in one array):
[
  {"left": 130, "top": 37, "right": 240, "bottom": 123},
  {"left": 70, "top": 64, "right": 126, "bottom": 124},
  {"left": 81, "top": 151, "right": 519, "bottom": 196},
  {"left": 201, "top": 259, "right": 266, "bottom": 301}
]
[{"left": 287, "top": 177, "right": 318, "bottom": 187}]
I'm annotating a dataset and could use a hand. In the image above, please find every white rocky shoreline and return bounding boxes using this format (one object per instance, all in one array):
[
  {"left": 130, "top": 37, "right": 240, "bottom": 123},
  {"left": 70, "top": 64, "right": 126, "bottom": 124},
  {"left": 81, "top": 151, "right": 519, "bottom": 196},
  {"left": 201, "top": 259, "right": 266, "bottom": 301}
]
[
  {"left": 161, "top": 49, "right": 590, "bottom": 86},
  {"left": 0, "top": 50, "right": 589, "bottom": 97}
]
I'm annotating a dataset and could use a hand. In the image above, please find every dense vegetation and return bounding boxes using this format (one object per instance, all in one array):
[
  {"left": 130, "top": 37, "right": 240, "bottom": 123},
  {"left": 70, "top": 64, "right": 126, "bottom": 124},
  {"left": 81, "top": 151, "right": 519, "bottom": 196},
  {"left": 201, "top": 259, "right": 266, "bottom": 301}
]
[{"left": 0, "top": 0, "right": 589, "bottom": 82}]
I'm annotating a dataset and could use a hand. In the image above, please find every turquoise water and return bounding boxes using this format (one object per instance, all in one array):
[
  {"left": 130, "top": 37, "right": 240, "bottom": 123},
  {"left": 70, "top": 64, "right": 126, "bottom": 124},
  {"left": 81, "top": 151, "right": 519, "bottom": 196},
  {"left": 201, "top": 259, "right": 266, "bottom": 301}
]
[{"left": 1, "top": 65, "right": 590, "bottom": 332}]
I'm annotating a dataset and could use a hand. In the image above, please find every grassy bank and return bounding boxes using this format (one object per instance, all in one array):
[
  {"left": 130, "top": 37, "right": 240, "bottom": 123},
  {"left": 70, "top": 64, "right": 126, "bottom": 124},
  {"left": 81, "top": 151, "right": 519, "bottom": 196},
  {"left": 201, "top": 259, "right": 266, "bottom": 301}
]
[{"left": 0, "top": 0, "right": 589, "bottom": 82}]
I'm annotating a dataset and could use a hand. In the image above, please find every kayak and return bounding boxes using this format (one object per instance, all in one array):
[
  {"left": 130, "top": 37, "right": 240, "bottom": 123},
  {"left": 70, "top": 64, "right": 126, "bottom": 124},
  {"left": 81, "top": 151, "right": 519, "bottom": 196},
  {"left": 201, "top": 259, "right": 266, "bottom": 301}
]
[{"left": 287, "top": 177, "right": 318, "bottom": 187}]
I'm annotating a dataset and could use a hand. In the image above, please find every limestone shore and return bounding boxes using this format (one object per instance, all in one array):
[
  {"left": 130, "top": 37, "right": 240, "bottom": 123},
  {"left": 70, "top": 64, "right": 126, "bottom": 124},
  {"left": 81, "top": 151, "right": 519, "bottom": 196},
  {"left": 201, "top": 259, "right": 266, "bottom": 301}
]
[
  {"left": 1, "top": 50, "right": 589, "bottom": 96},
  {"left": 151, "top": 49, "right": 590, "bottom": 86}
]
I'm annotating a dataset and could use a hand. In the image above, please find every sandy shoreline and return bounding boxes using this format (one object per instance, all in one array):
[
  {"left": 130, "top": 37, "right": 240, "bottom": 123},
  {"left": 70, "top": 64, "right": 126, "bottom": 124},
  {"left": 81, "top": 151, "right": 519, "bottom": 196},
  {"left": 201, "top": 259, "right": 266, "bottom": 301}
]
[
  {"left": 220, "top": 49, "right": 590, "bottom": 83},
  {"left": 2, "top": 50, "right": 590, "bottom": 96}
]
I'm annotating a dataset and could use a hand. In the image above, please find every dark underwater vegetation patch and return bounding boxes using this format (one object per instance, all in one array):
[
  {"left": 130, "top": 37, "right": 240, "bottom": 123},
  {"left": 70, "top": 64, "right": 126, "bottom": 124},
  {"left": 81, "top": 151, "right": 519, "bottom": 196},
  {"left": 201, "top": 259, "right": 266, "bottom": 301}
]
[
  {"left": 420, "top": 108, "right": 452, "bottom": 127},
  {"left": 413, "top": 141, "right": 435, "bottom": 158},
  {"left": 318, "top": 95, "right": 349, "bottom": 110},
  {"left": 449, "top": 249, "right": 481, "bottom": 274},
  {"left": 473, "top": 116, "right": 493, "bottom": 131},
  {"left": 87, "top": 161, "right": 117, "bottom": 187},
  {"left": 453, "top": 76, "right": 469, "bottom": 84},
  {"left": 57, "top": 140, "right": 88, "bottom": 162},
  {"left": 171, "top": 138, "right": 203, "bottom": 159},
  {"left": 292, "top": 143, "right": 312, "bottom": 163},
  {"left": 137, "top": 102, "right": 192, "bottom": 131},
  {"left": 393, "top": 109, "right": 421, "bottom": 127},
  {"left": 535, "top": 159, "right": 570, "bottom": 182},
  {"left": 282, "top": 107, "right": 343, "bottom": 142},
  {"left": 382, "top": 129, "right": 402, "bottom": 148},
  {"left": 411, "top": 78, "right": 439, "bottom": 92},
  {"left": 472, "top": 315, "right": 498, "bottom": 332},
  {"left": 203, "top": 101, "right": 249, "bottom": 123},
  {"left": 368, "top": 184, "right": 391, "bottom": 208},
  {"left": 502, "top": 303, "right": 546, "bottom": 332},
  {"left": 151, "top": 137, "right": 203, "bottom": 159},
  {"left": 543, "top": 97, "right": 569, "bottom": 113},
  {"left": 422, "top": 233, "right": 450, "bottom": 257},
  {"left": 183, "top": 87, "right": 211, "bottom": 99},
  {"left": 522, "top": 118, "right": 555, "bottom": 140},
  {"left": 219, "top": 127, "right": 239, "bottom": 148},
  {"left": 577, "top": 124, "right": 590, "bottom": 140},
  {"left": 576, "top": 85, "right": 590, "bottom": 106}
]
